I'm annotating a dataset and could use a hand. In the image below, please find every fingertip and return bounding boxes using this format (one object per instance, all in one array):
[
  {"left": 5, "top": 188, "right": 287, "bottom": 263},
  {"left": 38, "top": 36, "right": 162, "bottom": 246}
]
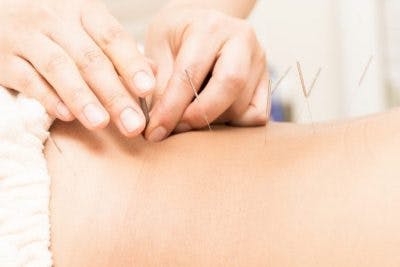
[
  {"left": 132, "top": 70, "right": 156, "bottom": 97},
  {"left": 55, "top": 102, "right": 75, "bottom": 121},
  {"left": 146, "top": 126, "right": 168, "bottom": 143},
  {"left": 144, "top": 107, "right": 171, "bottom": 142},
  {"left": 119, "top": 107, "right": 147, "bottom": 137},
  {"left": 82, "top": 103, "right": 110, "bottom": 130},
  {"left": 174, "top": 122, "right": 192, "bottom": 134}
]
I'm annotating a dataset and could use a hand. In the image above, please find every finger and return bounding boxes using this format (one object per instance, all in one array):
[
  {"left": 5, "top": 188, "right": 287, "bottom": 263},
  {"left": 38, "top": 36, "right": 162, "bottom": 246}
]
[
  {"left": 48, "top": 27, "right": 146, "bottom": 136},
  {"left": 175, "top": 38, "right": 252, "bottom": 132},
  {"left": 0, "top": 55, "right": 74, "bottom": 121},
  {"left": 229, "top": 73, "right": 270, "bottom": 127},
  {"left": 82, "top": 3, "right": 156, "bottom": 97},
  {"left": 227, "top": 49, "right": 266, "bottom": 119},
  {"left": 144, "top": 32, "right": 224, "bottom": 142},
  {"left": 15, "top": 34, "right": 109, "bottom": 130},
  {"left": 146, "top": 42, "right": 174, "bottom": 109},
  {"left": 146, "top": 58, "right": 158, "bottom": 76}
]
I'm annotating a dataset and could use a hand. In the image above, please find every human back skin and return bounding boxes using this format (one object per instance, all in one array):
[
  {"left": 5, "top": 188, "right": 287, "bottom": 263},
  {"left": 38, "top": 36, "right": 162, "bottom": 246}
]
[{"left": 45, "top": 108, "right": 400, "bottom": 267}]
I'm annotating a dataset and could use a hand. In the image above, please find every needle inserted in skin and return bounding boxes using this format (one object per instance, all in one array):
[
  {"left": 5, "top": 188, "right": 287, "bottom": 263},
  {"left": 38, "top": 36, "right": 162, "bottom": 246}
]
[
  {"left": 48, "top": 134, "right": 78, "bottom": 179},
  {"left": 265, "top": 78, "right": 272, "bottom": 145},
  {"left": 296, "top": 61, "right": 317, "bottom": 133},
  {"left": 184, "top": 69, "right": 212, "bottom": 131},
  {"left": 48, "top": 134, "right": 63, "bottom": 154},
  {"left": 297, "top": 62, "right": 308, "bottom": 97}
]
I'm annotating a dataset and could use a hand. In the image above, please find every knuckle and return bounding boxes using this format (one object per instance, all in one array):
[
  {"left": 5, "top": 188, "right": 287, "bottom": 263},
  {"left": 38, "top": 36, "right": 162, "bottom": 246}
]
[
  {"left": 79, "top": 48, "right": 107, "bottom": 72},
  {"left": 221, "top": 72, "right": 247, "bottom": 90},
  {"left": 239, "top": 23, "right": 257, "bottom": 42},
  {"left": 29, "top": 5, "right": 58, "bottom": 26},
  {"left": 101, "top": 24, "right": 125, "bottom": 48},
  {"left": 68, "top": 87, "right": 87, "bottom": 106},
  {"left": 198, "top": 13, "right": 224, "bottom": 33},
  {"left": 17, "top": 72, "right": 36, "bottom": 90},
  {"left": 103, "top": 92, "right": 127, "bottom": 110},
  {"left": 36, "top": 5, "right": 56, "bottom": 21},
  {"left": 44, "top": 53, "right": 70, "bottom": 73}
]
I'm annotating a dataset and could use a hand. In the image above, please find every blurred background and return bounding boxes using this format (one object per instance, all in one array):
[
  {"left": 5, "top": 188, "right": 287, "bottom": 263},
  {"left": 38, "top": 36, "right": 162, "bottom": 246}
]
[{"left": 105, "top": 0, "right": 399, "bottom": 122}]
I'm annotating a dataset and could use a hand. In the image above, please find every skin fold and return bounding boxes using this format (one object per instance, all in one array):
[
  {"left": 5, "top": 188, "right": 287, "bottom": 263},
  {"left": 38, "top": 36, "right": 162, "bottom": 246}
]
[{"left": 46, "top": 109, "right": 400, "bottom": 267}]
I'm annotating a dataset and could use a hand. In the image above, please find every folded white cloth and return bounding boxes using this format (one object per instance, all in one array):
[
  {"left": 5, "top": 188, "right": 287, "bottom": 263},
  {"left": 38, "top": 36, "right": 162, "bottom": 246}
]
[{"left": 0, "top": 86, "right": 53, "bottom": 267}]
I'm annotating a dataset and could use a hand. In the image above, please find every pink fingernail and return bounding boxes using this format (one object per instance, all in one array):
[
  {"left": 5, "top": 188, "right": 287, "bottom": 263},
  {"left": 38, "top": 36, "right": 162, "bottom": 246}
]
[
  {"left": 120, "top": 107, "right": 143, "bottom": 133},
  {"left": 83, "top": 104, "right": 108, "bottom": 127},
  {"left": 56, "top": 102, "right": 72, "bottom": 119},
  {"left": 133, "top": 71, "right": 155, "bottom": 94}
]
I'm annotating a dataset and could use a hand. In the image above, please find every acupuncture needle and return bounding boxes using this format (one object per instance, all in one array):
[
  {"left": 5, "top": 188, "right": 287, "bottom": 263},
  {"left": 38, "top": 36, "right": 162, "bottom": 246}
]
[
  {"left": 265, "top": 78, "right": 272, "bottom": 145},
  {"left": 48, "top": 134, "right": 79, "bottom": 179},
  {"left": 359, "top": 55, "right": 374, "bottom": 87},
  {"left": 296, "top": 62, "right": 317, "bottom": 133},
  {"left": 308, "top": 67, "right": 322, "bottom": 95},
  {"left": 48, "top": 134, "right": 62, "bottom": 154},
  {"left": 344, "top": 55, "right": 374, "bottom": 133},
  {"left": 272, "top": 66, "right": 292, "bottom": 94},
  {"left": 184, "top": 69, "right": 212, "bottom": 131}
]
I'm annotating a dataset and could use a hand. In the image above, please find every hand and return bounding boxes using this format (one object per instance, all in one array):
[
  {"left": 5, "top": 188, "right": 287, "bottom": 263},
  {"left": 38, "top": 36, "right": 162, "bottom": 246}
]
[
  {"left": 0, "top": 0, "right": 155, "bottom": 137},
  {"left": 144, "top": 6, "right": 269, "bottom": 142}
]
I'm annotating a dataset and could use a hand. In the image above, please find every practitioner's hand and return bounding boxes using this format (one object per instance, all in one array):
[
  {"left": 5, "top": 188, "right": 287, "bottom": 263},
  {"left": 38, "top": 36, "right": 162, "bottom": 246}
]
[
  {"left": 144, "top": 5, "right": 269, "bottom": 142},
  {"left": 0, "top": 0, "right": 155, "bottom": 137}
]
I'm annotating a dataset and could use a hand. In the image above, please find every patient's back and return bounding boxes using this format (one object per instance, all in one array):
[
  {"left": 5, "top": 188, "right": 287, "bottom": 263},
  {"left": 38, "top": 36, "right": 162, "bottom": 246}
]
[{"left": 46, "top": 111, "right": 400, "bottom": 267}]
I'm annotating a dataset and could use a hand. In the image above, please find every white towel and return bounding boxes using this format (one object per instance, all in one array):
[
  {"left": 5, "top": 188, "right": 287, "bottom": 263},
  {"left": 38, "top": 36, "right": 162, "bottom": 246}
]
[{"left": 0, "top": 86, "right": 53, "bottom": 267}]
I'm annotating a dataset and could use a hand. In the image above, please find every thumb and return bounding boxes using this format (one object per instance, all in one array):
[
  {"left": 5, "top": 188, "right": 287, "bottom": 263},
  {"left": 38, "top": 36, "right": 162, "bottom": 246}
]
[{"left": 145, "top": 42, "right": 174, "bottom": 109}]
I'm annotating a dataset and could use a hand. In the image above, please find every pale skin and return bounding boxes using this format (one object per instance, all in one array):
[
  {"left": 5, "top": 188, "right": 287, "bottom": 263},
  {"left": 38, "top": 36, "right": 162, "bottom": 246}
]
[
  {"left": 0, "top": 0, "right": 268, "bottom": 141},
  {"left": 46, "top": 108, "right": 400, "bottom": 266}
]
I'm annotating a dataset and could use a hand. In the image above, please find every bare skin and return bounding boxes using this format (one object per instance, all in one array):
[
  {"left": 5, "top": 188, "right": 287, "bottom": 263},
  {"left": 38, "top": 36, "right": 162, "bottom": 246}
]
[
  {"left": 0, "top": 0, "right": 266, "bottom": 140},
  {"left": 46, "top": 109, "right": 400, "bottom": 267},
  {"left": 146, "top": 0, "right": 268, "bottom": 141}
]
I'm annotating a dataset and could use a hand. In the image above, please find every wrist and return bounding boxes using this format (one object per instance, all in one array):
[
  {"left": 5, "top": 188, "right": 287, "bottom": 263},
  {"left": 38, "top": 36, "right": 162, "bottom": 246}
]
[{"left": 164, "top": 0, "right": 254, "bottom": 18}]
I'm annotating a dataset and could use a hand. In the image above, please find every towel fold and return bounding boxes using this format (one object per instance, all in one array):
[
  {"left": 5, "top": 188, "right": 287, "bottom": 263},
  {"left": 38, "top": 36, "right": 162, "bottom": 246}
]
[{"left": 0, "top": 87, "right": 53, "bottom": 267}]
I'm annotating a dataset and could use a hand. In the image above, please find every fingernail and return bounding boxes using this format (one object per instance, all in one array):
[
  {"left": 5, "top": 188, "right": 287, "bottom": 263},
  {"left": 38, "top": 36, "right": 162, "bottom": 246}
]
[
  {"left": 120, "top": 107, "right": 143, "bottom": 133},
  {"left": 56, "top": 102, "right": 72, "bottom": 119},
  {"left": 148, "top": 126, "right": 168, "bottom": 142},
  {"left": 175, "top": 122, "right": 191, "bottom": 133},
  {"left": 133, "top": 71, "right": 155, "bottom": 94},
  {"left": 83, "top": 103, "right": 107, "bottom": 127}
]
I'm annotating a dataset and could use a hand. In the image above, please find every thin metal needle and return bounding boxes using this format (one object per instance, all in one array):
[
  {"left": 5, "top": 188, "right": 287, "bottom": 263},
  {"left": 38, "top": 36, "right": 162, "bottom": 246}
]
[
  {"left": 48, "top": 134, "right": 63, "bottom": 154},
  {"left": 359, "top": 56, "right": 374, "bottom": 87},
  {"left": 185, "top": 69, "right": 212, "bottom": 131},
  {"left": 272, "top": 66, "right": 292, "bottom": 95},
  {"left": 308, "top": 67, "right": 322, "bottom": 95},
  {"left": 265, "top": 79, "right": 272, "bottom": 145},
  {"left": 48, "top": 134, "right": 79, "bottom": 179},
  {"left": 297, "top": 62, "right": 308, "bottom": 97},
  {"left": 296, "top": 61, "right": 316, "bottom": 133}
]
